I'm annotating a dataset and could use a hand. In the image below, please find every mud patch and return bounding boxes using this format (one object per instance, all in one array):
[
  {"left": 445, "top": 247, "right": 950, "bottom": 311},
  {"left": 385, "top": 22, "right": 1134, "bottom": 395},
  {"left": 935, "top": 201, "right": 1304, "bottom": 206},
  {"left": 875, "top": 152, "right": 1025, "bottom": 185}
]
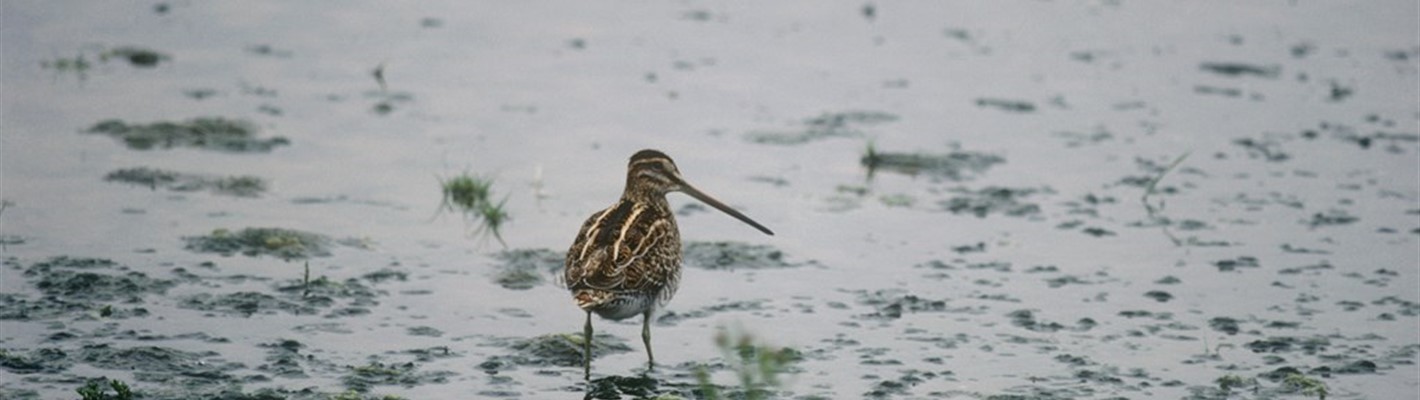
[
  {"left": 179, "top": 291, "right": 316, "bottom": 316},
  {"left": 480, "top": 333, "right": 632, "bottom": 372},
  {"left": 940, "top": 187, "right": 1048, "bottom": 217},
  {"left": 744, "top": 110, "right": 898, "bottom": 145},
  {"left": 862, "top": 146, "right": 1004, "bottom": 181},
  {"left": 341, "top": 360, "right": 455, "bottom": 392},
  {"left": 856, "top": 291, "right": 957, "bottom": 321},
  {"left": 2, "top": 257, "right": 174, "bottom": 321},
  {"left": 180, "top": 274, "right": 383, "bottom": 317},
  {"left": 682, "top": 241, "right": 807, "bottom": 270},
  {"left": 104, "top": 167, "right": 267, "bottom": 197},
  {"left": 0, "top": 348, "right": 72, "bottom": 374},
  {"left": 490, "top": 248, "right": 562, "bottom": 290},
  {"left": 974, "top": 98, "right": 1036, "bottom": 113},
  {"left": 657, "top": 300, "right": 767, "bottom": 325},
  {"left": 78, "top": 343, "right": 242, "bottom": 381},
  {"left": 85, "top": 118, "right": 288, "bottom": 153},
  {"left": 25, "top": 257, "right": 176, "bottom": 302},
  {"left": 585, "top": 375, "right": 665, "bottom": 399}
]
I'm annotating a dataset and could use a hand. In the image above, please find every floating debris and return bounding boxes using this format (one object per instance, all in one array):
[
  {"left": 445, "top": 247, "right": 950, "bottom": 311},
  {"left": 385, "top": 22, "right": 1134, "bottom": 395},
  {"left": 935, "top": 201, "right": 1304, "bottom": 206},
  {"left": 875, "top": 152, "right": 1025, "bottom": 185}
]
[
  {"left": 862, "top": 144, "right": 1004, "bottom": 181},
  {"left": 101, "top": 46, "right": 170, "bottom": 67},
  {"left": 1199, "top": 62, "right": 1280, "bottom": 78},
  {"left": 183, "top": 227, "right": 331, "bottom": 259},
  {"left": 85, "top": 117, "right": 289, "bottom": 153},
  {"left": 104, "top": 167, "right": 266, "bottom": 197},
  {"left": 974, "top": 98, "right": 1036, "bottom": 113}
]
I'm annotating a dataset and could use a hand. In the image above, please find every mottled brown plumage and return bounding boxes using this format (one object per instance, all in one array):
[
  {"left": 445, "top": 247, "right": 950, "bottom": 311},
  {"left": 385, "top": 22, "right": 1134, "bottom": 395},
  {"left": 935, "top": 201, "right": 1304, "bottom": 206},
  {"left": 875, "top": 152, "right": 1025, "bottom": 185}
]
[{"left": 563, "top": 149, "right": 773, "bottom": 379}]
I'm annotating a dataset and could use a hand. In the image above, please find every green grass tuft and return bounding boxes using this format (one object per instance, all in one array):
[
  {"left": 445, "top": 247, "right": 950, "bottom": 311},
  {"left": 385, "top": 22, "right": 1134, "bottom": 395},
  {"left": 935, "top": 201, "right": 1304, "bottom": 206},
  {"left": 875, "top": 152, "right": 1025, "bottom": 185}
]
[
  {"left": 76, "top": 378, "right": 133, "bottom": 400},
  {"left": 438, "top": 173, "right": 510, "bottom": 246},
  {"left": 695, "top": 325, "right": 797, "bottom": 400}
]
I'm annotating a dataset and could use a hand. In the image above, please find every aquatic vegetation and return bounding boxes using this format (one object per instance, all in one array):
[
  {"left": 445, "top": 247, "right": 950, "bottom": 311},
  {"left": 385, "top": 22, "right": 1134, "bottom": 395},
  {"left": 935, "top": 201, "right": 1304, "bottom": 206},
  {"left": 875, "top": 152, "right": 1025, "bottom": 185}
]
[
  {"left": 437, "top": 173, "right": 510, "bottom": 246},
  {"left": 183, "top": 227, "right": 330, "bottom": 259},
  {"left": 41, "top": 45, "right": 167, "bottom": 80},
  {"left": 104, "top": 167, "right": 267, "bottom": 197},
  {"left": 39, "top": 54, "right": 93, "bottom": 78},
  {"left": 584, "top": 375, "right": 662, "bottom": 399},
  {"left": 76, "top": 378, "right": 132, "bottom": 400},
  {"left": 1214, "top": 373, "right": 1256, "bottom": 394},
  {"left": 1283, "top": 373, "right": 1329, "bottom": 399},
  {"left": 694, "top": 325, "right": 798, "bottom": 400},
  {"left": 85, "top": 117, "right": 289, "bottom": 153}
]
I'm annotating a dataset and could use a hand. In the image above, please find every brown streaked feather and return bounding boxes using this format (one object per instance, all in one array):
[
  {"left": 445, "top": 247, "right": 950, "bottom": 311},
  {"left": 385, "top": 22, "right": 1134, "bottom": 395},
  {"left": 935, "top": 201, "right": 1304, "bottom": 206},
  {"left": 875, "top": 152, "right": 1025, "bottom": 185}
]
[{"left": 564, "top": 197, "right": 680, "bottom": 301}]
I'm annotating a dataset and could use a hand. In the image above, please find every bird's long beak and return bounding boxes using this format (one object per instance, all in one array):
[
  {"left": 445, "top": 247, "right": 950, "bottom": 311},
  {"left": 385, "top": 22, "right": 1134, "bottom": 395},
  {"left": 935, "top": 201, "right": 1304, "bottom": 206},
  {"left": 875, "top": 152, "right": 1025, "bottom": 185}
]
[{"left": 679, "top": 183, "right": 774, "bottom": 236}]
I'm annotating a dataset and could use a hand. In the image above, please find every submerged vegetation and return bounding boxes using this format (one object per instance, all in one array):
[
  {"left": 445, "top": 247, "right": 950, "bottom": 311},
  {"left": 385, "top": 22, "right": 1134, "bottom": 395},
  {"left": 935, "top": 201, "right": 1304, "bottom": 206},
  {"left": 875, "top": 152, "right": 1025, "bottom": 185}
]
[
  {"left": 85, "top": 117, "right": 289, "bottom": 153},
  {"left": 104, "top": 167, "right": 267, "bottom": 197},
  {"left": 437, "top": 172, "right": 510, "bottom": 246},
  {"left": 183, "top": 227, "right": 331, "bottom": 259},
  {"left": 861, "top": 142, "right": 1005, "bottom": 181},
  {"left": 1283, "top": 373, "right": 1329, "bottom": 400},
  {"left": 41, "top": 45, "right": 169, "bottom": 79}
]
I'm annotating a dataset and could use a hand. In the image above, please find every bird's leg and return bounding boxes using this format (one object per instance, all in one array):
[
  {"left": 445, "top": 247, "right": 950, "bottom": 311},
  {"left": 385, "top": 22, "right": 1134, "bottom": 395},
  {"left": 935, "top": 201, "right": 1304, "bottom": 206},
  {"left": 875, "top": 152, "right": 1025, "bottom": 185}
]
[
  {"left": 583, "top": 310, "right": 593, "bottom": 381},
  {"left": 642, "top": 309, "right": 655, "bottom": 370}
]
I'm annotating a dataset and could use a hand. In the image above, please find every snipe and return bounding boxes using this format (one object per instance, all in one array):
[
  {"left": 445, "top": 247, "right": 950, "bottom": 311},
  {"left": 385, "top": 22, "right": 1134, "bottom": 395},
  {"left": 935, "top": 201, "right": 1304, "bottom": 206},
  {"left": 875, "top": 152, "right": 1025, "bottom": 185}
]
[{"left": 562, "top": 149, "right": 773, "bottom": 380}]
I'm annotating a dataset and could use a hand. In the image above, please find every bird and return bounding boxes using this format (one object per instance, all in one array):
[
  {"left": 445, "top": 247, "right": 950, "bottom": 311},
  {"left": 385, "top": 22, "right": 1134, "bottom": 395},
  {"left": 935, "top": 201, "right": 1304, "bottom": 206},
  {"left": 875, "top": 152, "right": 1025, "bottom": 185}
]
[{"left": 562, "top": 149, "right": 774, "bottom": 380}]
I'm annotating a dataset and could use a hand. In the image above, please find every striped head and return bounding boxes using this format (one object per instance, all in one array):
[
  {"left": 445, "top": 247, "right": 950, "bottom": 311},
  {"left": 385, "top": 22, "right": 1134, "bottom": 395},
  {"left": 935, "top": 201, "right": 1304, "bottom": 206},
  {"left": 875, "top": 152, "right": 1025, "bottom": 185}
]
[
  {"left": 622, "top": 149, "right": 774, "bottom": 236},
  {"left": 625, "top": 149, "right": 685, "bottom": 196}
]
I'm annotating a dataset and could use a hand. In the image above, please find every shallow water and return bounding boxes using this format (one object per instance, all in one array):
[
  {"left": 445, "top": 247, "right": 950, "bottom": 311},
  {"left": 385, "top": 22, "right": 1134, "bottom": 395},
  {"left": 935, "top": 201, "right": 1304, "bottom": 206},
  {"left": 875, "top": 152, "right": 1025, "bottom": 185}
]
[{"left": 2, "top": 2, "right": 1417, "bottom": 399}]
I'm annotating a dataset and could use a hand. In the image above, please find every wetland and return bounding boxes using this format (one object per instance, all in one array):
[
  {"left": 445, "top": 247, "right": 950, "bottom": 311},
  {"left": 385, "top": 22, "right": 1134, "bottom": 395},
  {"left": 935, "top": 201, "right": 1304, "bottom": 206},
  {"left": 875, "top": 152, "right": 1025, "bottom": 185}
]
[{"left": 2, "top": 2, "right": 1417, "bottom": 399}]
